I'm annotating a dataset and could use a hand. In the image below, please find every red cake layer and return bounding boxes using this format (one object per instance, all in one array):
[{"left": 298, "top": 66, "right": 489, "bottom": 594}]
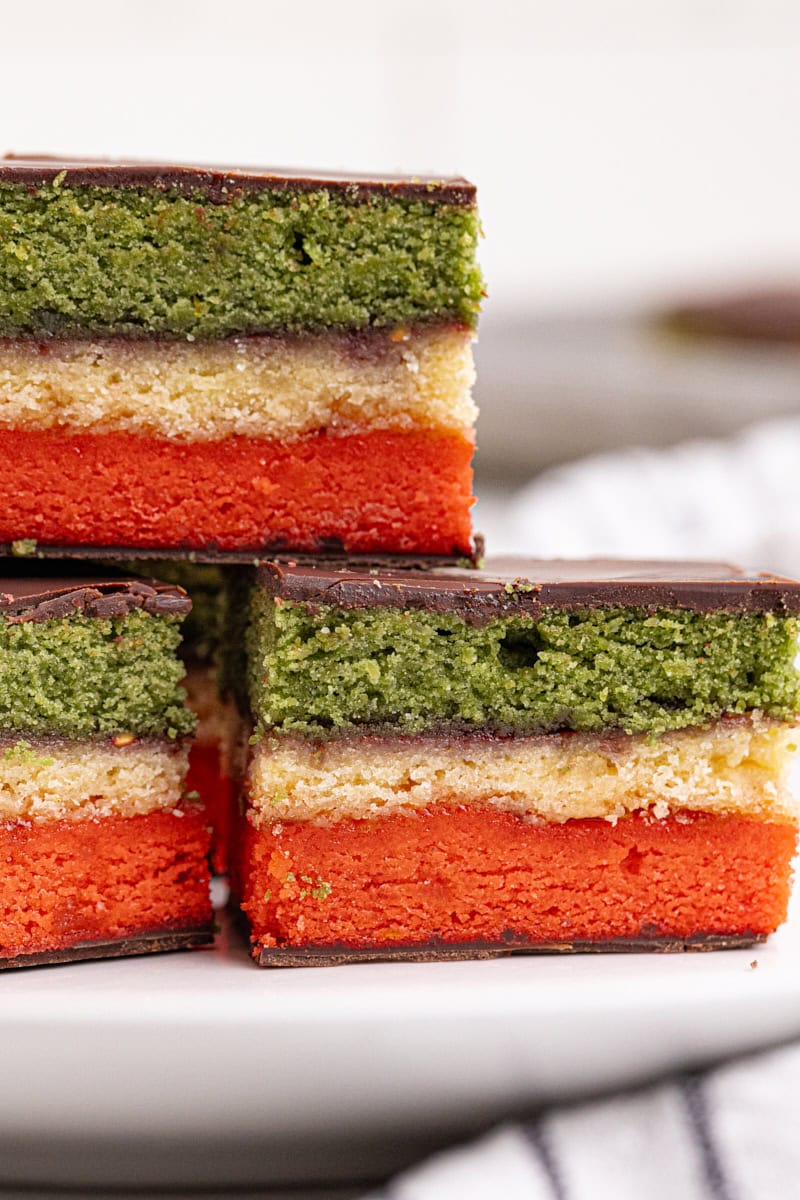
[
  {"left": 238, "top": 808, "right": 797, "bottom": 953},
  {"left": 187, "top": 741, "right": 235, "bottom": 875},
  {"left": 0, "top": 807, "right": 212, "bottom": 959},
  {"left": 0, "top": 427, "right": 474, "bottom": 554}
]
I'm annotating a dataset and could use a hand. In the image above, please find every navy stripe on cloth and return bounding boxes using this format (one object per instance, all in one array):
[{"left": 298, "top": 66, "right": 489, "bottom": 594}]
[
  {"left": 678, "top": 1071, "right": 736, "bottom": 1200},
  {"left": 521, "top": 1119, "right": 569, "bottom": 1200}
]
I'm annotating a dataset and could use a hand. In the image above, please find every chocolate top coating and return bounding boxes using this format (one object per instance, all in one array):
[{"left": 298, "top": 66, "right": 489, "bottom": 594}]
[
  {"left": 259, "top": 556, "right": 800, "bottom": 619},
  {"left": 0, "top": 572, "right": 191, "bottom": 623},
  {"left": 0, "top": 156, "right": 475, "bottom": 206}
]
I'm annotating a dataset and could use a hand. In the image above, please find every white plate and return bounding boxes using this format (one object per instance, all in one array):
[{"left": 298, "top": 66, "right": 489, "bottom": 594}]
[{"left": 1, "top": 881, "right": 799, "bottom": 1192}]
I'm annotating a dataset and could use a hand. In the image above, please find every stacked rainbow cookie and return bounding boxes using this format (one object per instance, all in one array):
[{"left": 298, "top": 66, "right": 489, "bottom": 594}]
[
  {"left": 0, "top": 156, "right": 482, "bottom": 966},
  {"left": 0, "top": 156, "right": 797, "bottom": 970}
]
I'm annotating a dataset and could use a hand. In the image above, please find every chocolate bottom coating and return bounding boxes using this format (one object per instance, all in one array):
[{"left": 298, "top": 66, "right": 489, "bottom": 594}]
[
  {"left": 248, "top": 929, "right": 766, "bottom": 967},
  {"left": 0, "top": 925, "right": 214, "bottom": 971},
  {"left": 0, "top": 541, "right": 483, "bottom": 570}
]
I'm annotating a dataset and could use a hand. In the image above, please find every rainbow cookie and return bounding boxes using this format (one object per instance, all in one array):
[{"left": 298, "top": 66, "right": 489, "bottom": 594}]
[
  {"left": 0, "top": 159, "right": 481, "bottom": 560},
  {"left": 234, "top": 558, "right": 800, "bottom": 963},
  {"left": 113, "top": 559, "right": 247, "bottom": 874},
  {"left": 0, "top": 570, "right": 212, "bottom": 967}
]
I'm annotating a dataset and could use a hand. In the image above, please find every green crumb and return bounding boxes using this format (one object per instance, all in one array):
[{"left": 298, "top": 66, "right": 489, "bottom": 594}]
[
  {"left": 263, "top": 889, "right": 272, "bottom": 903},
  {"left": 183, "top": 790, "right": 201, "bottom": 802},
  {"left": 2, "top": 740, "right": 54, "bottom": 768},
  {"left": 247, "top": 596, "right": 800, "bottom": 738},
  {"left": 11, "top": 539, "right": 37, "bottom": 558},
  {"left": 298, "top": 876, "right": 332, "bottom": 901},
  {"left": 0, "top": 609, "right": 195, "bottom": 738},
  {"left": 0, "top": 182, "right": 483, "bottom": 338}
]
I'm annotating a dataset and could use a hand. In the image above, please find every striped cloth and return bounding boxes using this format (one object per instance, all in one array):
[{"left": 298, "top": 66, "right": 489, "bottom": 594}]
[
  {"left": 486, "top": 415, "right": 800, "bottom": 575},
  {"left": 363, "top": 1042, "right": 800, "bottom": 1200}
]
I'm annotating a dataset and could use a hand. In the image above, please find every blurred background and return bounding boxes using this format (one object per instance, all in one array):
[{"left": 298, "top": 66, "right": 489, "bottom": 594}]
[{"left": 3, "top": 0, "right": 800, "bottom": 570}]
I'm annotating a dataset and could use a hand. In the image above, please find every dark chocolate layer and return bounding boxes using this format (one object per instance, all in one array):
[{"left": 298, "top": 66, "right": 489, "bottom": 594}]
[
  {"left": 0, "top": 156, "right": 475, "bottom": 206},
  {"left": 0, "top": 570, "right": 190, "bottom": 622},
  {"left": 260, "top": 556, "right": 800, "bottom": 618},
  {"left": 252, "top": 931, "right": 765, "bottom": 967},
  {"left": 0, "top": 926, "right": 213, "bottom": 970},
  {"left": 0, "top": 542, "right": 482, "bottom": 570}
]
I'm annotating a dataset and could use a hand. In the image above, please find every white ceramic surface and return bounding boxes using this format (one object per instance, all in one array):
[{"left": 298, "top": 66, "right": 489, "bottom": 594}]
[{"left": 1, "top": 884, "right": 798, "bottom": 1191}]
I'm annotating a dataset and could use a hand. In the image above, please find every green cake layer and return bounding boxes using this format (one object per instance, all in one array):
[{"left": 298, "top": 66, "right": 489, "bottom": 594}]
[
  {"left": 247, "top": 597, "right": 800, "bottom": 736},
  {"left": 0, "top": 609, "right": 195, "bottom": 738},
  {"left": 0, "top": 180, "right": 482, "bottom": 338}
]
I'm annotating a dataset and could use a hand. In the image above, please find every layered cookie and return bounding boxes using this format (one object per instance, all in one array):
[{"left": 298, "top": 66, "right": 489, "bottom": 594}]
[
  {"left": 0, "top": 158, "right": 481, "bottom": 559},
  {"left": 116, "top": 559, "right": 246, "bottom": 873},
  {"left": 180, "top": 571, "right": 242, "bottom": 875},
  {"left": 0, "top": 571, "right": 212, "bottom": 967},
  {"left": 236, "top": 559, "right": 800, "bottom": 963}
]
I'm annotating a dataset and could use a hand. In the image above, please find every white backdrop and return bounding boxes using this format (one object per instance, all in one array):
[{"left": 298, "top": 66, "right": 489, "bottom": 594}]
[{"left": 2, "top": 0, "right": 800, "bottom": 319}]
